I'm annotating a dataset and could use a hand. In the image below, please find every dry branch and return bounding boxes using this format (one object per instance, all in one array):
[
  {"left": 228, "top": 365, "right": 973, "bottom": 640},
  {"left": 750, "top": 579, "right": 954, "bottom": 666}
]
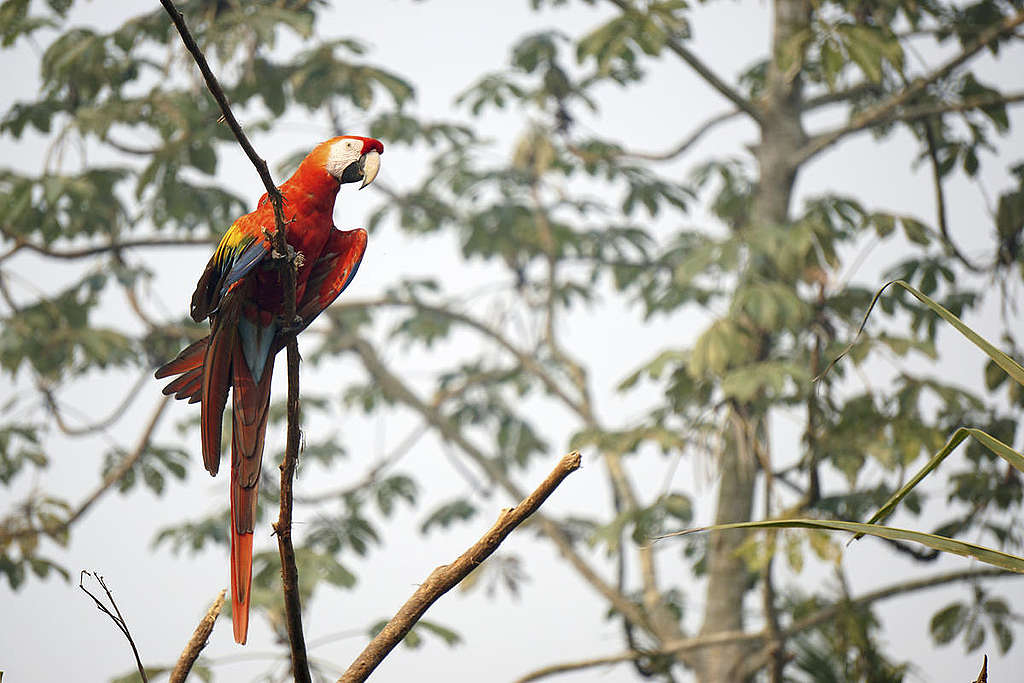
[
  {"left": 158, "top": 1, "right": 309, "bottom": 677},
  {"left": 170, "top": 589, "right": 226, "bottom": 683},
  {"left": 338, "top": 451, "right": 584, "bottom": 683}
]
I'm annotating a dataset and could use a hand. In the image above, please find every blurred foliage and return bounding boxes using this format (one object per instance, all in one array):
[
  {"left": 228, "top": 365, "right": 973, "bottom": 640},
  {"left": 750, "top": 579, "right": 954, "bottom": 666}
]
[{"left": 1, "top": 0, "right": 1023, "bottom": 680}]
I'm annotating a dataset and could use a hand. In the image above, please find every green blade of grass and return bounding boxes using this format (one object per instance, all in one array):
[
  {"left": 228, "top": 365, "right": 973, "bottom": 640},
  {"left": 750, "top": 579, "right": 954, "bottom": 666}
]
[
  {"left": 862, "top": 427, "right": 1024, "bottom": 536},
  {"left": 818, "top": 280, "right": 1024, "bottom": 386},
  {"left": 657, "top": 519, "right": 1024, "bottom": 573}
]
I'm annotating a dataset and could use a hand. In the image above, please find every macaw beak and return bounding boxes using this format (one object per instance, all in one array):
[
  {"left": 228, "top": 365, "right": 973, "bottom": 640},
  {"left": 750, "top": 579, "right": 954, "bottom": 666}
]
[{"left": 359, "top": 149, "right": 381, "bottom": 189}]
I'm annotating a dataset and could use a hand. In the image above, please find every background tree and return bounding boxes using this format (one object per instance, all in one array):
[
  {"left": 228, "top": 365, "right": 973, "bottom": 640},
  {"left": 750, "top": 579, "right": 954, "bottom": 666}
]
[{"left": 2, "top": 0, "right": 1023, "bottom": 681}]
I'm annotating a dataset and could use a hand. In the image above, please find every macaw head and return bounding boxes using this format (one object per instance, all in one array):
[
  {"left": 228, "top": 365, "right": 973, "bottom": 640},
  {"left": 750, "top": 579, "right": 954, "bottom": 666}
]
[{"left": 324, "top": 135, "right": 384, "bottom": 189}]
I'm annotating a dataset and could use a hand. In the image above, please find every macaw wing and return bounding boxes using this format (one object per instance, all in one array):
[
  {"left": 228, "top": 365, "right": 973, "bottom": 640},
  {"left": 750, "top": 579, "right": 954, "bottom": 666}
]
[
  {"left": 191, "top": 216, "right": 272, "bottom": 322},
  {"left": 296, "top": 227, "right": 368, "bottom": 329}
]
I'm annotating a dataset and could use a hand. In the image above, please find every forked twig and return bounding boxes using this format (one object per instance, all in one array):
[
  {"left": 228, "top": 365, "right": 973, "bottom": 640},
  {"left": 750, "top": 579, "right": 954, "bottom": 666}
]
[{"left": 79, "top": 571, "right": 148, "bottom": 683}]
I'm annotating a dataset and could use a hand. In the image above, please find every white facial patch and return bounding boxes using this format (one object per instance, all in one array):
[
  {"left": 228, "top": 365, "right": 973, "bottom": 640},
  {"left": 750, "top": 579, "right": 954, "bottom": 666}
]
[{"left": 325, "top": 138, "right": 364, "bottom": 180}]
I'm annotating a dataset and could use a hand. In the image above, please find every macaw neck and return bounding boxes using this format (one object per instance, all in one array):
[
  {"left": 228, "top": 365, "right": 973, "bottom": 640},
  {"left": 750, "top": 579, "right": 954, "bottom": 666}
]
[{"left": 281, "top": 161, "right": 342, "bottom": 214}]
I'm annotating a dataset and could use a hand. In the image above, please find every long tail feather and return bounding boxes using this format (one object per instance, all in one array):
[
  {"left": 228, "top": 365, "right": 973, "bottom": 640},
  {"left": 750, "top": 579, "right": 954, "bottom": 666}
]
[
  {"left": 230, "top": 507, "right": 254, "bottom": 644},
  {"left": 200, "top": 316, "right": 236, "bottom": 476},
  {"left": 228, "top": 338, "right": 275, "bottom": 645}
]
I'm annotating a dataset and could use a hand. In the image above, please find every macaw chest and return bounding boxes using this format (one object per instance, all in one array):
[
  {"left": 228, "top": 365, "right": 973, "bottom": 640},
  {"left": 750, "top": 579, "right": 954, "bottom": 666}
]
[{"left": 247, "top": 209, "right": 333, "bottom": 321}]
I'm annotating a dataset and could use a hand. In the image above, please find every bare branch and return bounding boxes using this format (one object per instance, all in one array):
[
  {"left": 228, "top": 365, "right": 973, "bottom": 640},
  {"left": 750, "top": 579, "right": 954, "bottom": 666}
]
[
  {"left": 338, "top": 452, "right": 583, "bottom": 683},
  {"left": 170, "top": 589, "right": 226, "bottom": 683},
  {"left": 973, "top": 655, "right": 989, "bottom": 683},
  {"left": 79, "top": 571, "right": 149, "bottom": 683},
  {"left": 800, "top": 10, "right": 1024, "bottom": 162},
  {"left": 274, "top": 337, "right": 311, "bottom": 682}
]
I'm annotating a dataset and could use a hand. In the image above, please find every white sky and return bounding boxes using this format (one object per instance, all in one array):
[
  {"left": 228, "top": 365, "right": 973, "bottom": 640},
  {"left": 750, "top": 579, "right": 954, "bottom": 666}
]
[{"left": 2, "top": 1, "right": 1023, "bottom": 682}]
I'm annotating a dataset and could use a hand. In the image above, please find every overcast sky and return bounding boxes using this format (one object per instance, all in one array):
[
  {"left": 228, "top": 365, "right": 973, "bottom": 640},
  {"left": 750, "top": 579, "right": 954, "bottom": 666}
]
[{"left": 2, "top": 1, "right": 1023, "bottom": 682}]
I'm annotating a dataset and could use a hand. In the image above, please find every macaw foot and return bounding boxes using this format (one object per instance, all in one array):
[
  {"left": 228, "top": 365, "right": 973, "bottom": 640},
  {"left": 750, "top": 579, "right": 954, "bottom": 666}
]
[{"left": 277, "top": 314, "right": 305, "bottom": 335}]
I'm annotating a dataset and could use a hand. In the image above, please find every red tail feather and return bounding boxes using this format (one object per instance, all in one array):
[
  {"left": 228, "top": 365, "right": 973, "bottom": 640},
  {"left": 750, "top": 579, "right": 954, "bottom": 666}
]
[
  {"left": 228, "top": 340, "right": 275, "bottom": 644},
  {"left": 230, "top": 526, "right": 254, "bottom": 645}
]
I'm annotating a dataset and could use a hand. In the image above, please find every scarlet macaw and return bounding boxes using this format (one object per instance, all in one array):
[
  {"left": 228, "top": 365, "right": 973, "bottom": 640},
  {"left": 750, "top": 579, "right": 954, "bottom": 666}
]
[{"left": 155, "top": 135, "right": 383, "bottom": 644}]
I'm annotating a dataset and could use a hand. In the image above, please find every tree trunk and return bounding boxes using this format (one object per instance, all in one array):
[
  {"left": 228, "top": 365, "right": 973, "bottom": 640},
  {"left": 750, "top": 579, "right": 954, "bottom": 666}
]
[{"left": 693, "top": 0, "right": 809, "bottom": 680}]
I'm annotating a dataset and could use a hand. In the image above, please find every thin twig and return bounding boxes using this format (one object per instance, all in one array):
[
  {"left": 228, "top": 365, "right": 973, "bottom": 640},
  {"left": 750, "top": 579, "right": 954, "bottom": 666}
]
[
  {"left": 338, "top": 451, "right": 583, "bottom": 683},
  {"left": 159, "top": 1, "right": 309, "bottom": 675},
  {"left": 79, "top": 571, "right": 149, "bottom": 683},
  {"left": 170, "top": 589, "right": 226, "bottom": 683}
]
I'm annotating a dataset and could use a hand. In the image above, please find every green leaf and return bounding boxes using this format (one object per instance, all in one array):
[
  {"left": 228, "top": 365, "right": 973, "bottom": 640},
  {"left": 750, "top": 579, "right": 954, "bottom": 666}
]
[
  {"left": 930, "top": 603, "right": 966, "bottom": 644},
  {"left": 420, "top": 499, "right": 477, "bottom": 534}
]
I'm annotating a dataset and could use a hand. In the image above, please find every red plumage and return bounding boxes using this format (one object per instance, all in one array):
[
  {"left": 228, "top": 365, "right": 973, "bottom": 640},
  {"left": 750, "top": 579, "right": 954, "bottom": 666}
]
[{"left": 156, "top": 135, "right": 379, "bottom": 644}]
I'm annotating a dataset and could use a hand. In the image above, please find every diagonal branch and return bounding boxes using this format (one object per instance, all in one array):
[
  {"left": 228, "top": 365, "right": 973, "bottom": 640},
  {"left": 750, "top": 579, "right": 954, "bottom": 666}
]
[
  {"left": 158, "top": 0, "right": 287, "bottom": 233},
  {"left": 606, "top": 0, "right": 762, "bottom": 123},
  {"left": 344, "top": 335, "right": 652, "bottom": 631},
  {"left": 799, "top": 10, "right": 1024, "bottom": 162},
  {"left": 337, "top": 451, "right": 583, "bottom": 682}
]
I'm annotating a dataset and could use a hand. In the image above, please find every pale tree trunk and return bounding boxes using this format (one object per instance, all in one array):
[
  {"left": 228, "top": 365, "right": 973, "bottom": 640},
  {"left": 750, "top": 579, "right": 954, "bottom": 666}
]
[{"left": 692, "top": 0, "right": 810, "bottom": 680}]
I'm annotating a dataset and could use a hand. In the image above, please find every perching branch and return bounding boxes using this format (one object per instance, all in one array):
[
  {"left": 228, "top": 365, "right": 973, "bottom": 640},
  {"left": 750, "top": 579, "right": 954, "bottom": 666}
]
[
  {"left": 170, "top": 589, "right": 226, "bottom": 683},
  {"left": 337, "top": 451, "right": 583, "bottom": 683},
  {"left": 79, "top": 571, "right": 149, "bottom": 683},
  {"left": 799, "top": 10, "right": 1024, "bottom": 162},
  {"left": 159, "top": 1, "right": 309, "bottom": 677}
]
